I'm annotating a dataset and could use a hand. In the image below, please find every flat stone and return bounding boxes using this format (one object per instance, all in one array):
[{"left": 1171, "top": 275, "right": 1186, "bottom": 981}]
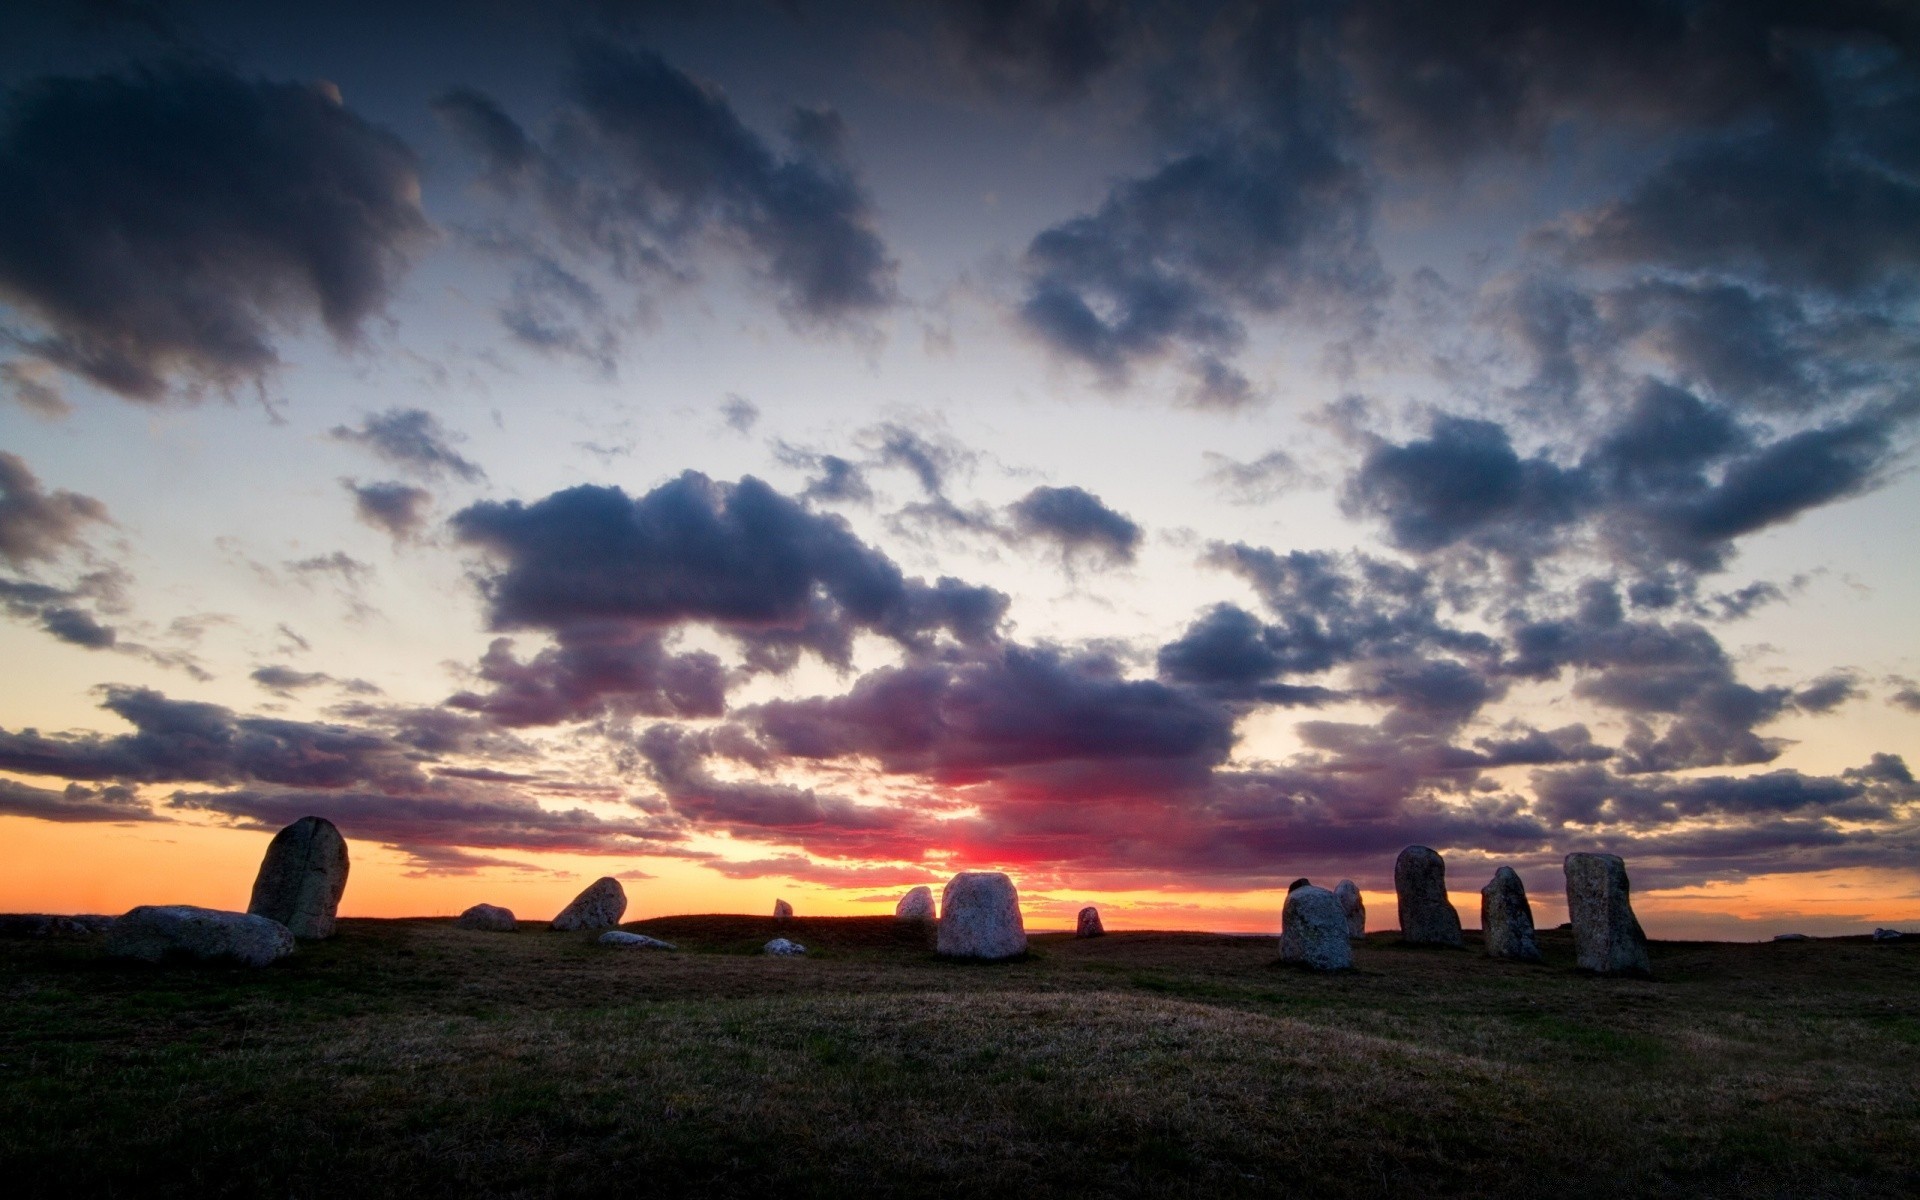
[
  {"left": 773, "top": 898, "right": 793, "bottom": 920},
  {"left": 1333, "top": 880, "right": 1366, "bottom": 940},
  {"left": 895, "top": 885, "right": 936, "bottom": 921},
  {"left": 1395, "top": 845, "right": 1463, "bottom": 947},
  {"left": 1076, "top": 906, "right": 1104, "bottom": 938},
  {"left": 1872, "top": 928, "right": 1904, "bottom": 941},
  {"left": 1480, "top": 866, "right": 1543, "bottom": 963},
  {"left": 552, "top": 877, "right": 627, "bottom": 931},
  {"left": 105, "top": 905, "right": 294, "bottom": 967},
  {"left": 1280, "top": 885, "right": 1352, "bottom": 971},
  {"left": 937, "top": 871, "right": 1027, "bottom": 960},
  {"left": 763, "top": 937, "right": 806, "bottom": 955},
  {"left": 247, "top": 815, "right": 349, "bottom": 940},
  {"left": 456, "top": 903, "right": 517, "bottom": 932},
  {"left": 598, "top": 931, "right": 676, "bottom": 950},
  {"left": 1564, "top": 852, "right": 1652, "bottom": 976}
]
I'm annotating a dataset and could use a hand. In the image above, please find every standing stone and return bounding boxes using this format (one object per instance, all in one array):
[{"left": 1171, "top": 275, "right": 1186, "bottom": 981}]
[
  {"left": 773, "top": 898, "right": 793, "bottom": 920},
  {"left": 456, "top": 903, "right": 517, "bottom": 932},
  {"left": 763, "top": 937, "right": 806, "bottom": 956},
  {"left": 1480, "top": 866, "right": 1543, "bottom": 963},
  {"left": 1076, "top": 906, "right": 1104, "bottom": 938},
  {"left": 1394, "top": 845, "right": 1463, "bottom": 947},
  {"left": 895, "top": 885, "right": 936, "bottom": 921},
  {"left": 552, "top": 877, "right": 626, "bottom": 931},
  {"left": 1334, "top": 880, "right": 1366, "bottom": 940},
  {"left": 1279, "top": 885, "right": 1353, "bottom": 971},
  {"left": 1564, "top": 853, "right": 1651, "bottom": 976},
  {"left": 106, "top": 905, "right": 295, "bottom": 967},
  {"left": 937, "top": 871, "right": 1027, "bottom": 960},
  {"left": 247, "top": 815, "right": 349, "bottom": 940}
]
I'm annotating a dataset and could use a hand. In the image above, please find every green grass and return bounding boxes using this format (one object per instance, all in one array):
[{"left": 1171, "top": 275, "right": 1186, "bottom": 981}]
[{"left": 1, "top": 916, "right": 1916, "bottom": 1197}]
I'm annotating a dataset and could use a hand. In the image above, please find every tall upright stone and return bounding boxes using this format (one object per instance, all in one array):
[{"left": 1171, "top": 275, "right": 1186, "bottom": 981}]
[
  {"left": 937, "top": 871, "right": 1027, "bottom": 960},
  {"left": 773, "top": 898, "right": 793, "bottom": 920},
  {"left": 247, "top": 816, "right": 349, "bottom": 940},
  {"left": 1076, "top": 906, "right": 1104, "bottom": 938},
  {"left": 1480, "top": 866, "right": 1543, "bottom": 963},
  {"left": 1394, "top": 845, "right": 1463, "bottom": 947},
  {"left": 1334, "top": 879, "right": 1366, "bottom": 940},
  {"left": 895, "top": 885, "right": 936, "bottom": 921},
  {"left": 1564, "top": 853, "right": 1651, "bottom": 976},
  {"left": 1280, "top": 885, "right": 1353, "bottom": 971},
  {"left": 551, "top": 877, "right": 626, "bottom": 931}
]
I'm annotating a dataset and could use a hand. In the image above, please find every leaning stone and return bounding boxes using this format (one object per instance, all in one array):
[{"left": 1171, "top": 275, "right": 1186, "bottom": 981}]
[
  {"left": 937, "top": 871, "right": 1027, "bottom": 960},
  {"left": 764, "top": 937, "right": 806, "bottom": 955},
  {"left": 1280, "top": 885, "right": 1353, "bottom": 971},
  {"left": 247, "top": 815, "right": 350, "bottom": 940},
  {"left": 1287, "top": 877, "right": 1311, "bottom": 893},
  {"left": 773, "top": 898, "right": 793, "bottom": 920},
  {"left": 552, "top": 877, "right": 627, "bottom": 931},
  {"left": 106, "top": 905, "right": 294, "bottom": 967},
  {"left": 1395, "top": 845, "right": 1463, "bottom": 947},
  {"left": 598, "top": 930, "right": 675, "bottom": 950},
  {"left": 456, "top": 903, "right": 517, "bottom": 932},
  {"left": 1076, "top": 906, "right": 1104, "bottom": 938},
  {"left": 1872, "top": 928, "right": 1904, "bottom": 942},
  {"left": 1564, "top": 853, "right": 1651, "bottom": 976},
  {"left": 1333, "top": 880, "right": 1366, "bottom": 940},
  {"left": 1773, "top": 933, "right": 1811, "bottom": 942},
  {"left": 1480, "top": 866, "right": 1543, "bottom": 963},
  {"left": 895, "top": 886, "right": 936, "bottom": 921}
]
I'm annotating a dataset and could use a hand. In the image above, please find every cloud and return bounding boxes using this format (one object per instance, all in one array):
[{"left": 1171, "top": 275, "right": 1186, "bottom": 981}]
[
  {"left": 1202, "top": 448, "right": 1306, "bottom": 504},
  {"left": 344, "top": 479, "right": 434, "bottom": 542},
  {"left": 0, "top": 451, "right": 108, "bottom": 567},
  {"left": 331, "top": 409, "right": 485, "bottom": 482},
  {"left": 1006, "top": 484, "right": 1141, "bottom": 566},
  {"left": 719, "top": 393, "right": 759, "bottom": 433},
  {"left": 446, "top": 629, "right": 726, "bottom": 727},
  {"left": 937, "top": 0, "right": 1130, "bottom": 100},
  {"left": 249, "top": 665, "right": 332, "bottom": 696},
  {"left": 0, "top": 63, "right": 428, "bottom": 399},
  {"left": 0, "top": 777, "right": 159, "bottom": 823}
]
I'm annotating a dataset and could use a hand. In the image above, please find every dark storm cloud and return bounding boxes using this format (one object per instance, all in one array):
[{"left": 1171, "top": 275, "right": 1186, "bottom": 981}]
[
  {"left": 0, "top": 451, "right": 108, "bottom": 567},
  {"left": 938, "top": 0, "right": 1130, "bottom": 99},
  {"left": 1532, "top": 757, "right": 1918, "bottom": 828},
  {"left": 0, "top": 64, "right": 429, "bottom": 399},
  {"left": 446, "top": 629, "right": 726, "bottom": 727},
  {"left": 1153, "top": 604, "right": 1342, "bottom": 707},
  {"left": 331, "top": 409, "right": 485, "bottom": 483},
  {"left": 344, "top": 480, "right": 434, "bottom": 542},
  {"left": 1006, "top": 485, "right": 1141, "bottom": 566},
  {"left": 0, "top": 777, "right": 158, "bottom": 823}
]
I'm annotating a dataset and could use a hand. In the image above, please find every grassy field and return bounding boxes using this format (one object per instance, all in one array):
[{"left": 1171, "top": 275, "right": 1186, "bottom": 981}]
[{"left": 2, "top": 915, "right": 1916, "bottom": 1198}]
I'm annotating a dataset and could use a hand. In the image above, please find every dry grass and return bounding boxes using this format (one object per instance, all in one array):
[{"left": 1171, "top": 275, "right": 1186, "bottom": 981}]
[{"left": 2, "top": 916, "right": 1916, "bottom": 1197}]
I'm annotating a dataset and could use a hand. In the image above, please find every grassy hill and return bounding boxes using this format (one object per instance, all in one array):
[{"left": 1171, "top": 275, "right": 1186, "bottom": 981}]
[{"left": 2, "top": 915, "right": 1916, "bottom": 1197}]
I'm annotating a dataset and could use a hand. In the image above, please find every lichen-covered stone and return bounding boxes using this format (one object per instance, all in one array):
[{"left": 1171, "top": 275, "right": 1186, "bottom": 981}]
[
  {"left": 1076, "top": 906, "right": 1104, "bottom": 938},
  {"left": 1480, "top": 866, "right": 1543, "bottom": 962},
  {"left": 937, "top": 871, "right": 1027, "bottom": 960},
  {"left": 456, "top": 903, "right": 517, "bottom": 931},
  {"left": 106, "top": 905, "right": 294, "bottom": 967},
  {"left": 1333, "top": 880, "right": 1366, "bottom": 940},
  {"left": 1395, "top": 845, "right": 1463, "bottom": 947},
  {"left": 1564, "top": 853, "right": 1651, "bottom": 976},
  {"left": 895, "top": 886, "right": 936, "bottom": 921},
  {"left": 247, "top": 815, "right": 349, "bottom": 940},
  {"left": 552, "top": 877, "right": 626, "bottom": 931},
  {"left": 598, "top": 930, "right": 675, "bottom": 950},
  {"left": 773, "top": 898, "right": 793, "bottom": 920},
  {"left": 1280, "top": 886, "right": 1352, "bottom": 971},
  {"left": 763, "top": 937, "right": 806, "bottom": 955}
]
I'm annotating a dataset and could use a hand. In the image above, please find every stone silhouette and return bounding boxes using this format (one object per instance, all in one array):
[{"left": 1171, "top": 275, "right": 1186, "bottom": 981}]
[
  {"left": 764, "top": 937, "right": 806, "bottom": 955},
  {"left": 1480, "top": 867, "right": 1543, "bottom": 962},
  {"left": 774, "top": 898, "right": 793, "bottom": 920},
  {"left": 895, "top": 885, "right": 936, "bottom": 921},
  {"left": 1076, "top": 906, "right": 1104, "bottom": 938},
  {"left": 599, "top": 930, "right": 675, "bottom": 949},
  {"left": 1280, "top": 885, "right": 1352, "bottom": 971},
  {"left": 1334, "top": 880, "right": 1366, "bottom": 940},
  {"left": 1394, "top": 845, "right": 1463, "bottom": 946},
  {"left": 106, "top": 905, "right": 294, "bottom": 967},
  {"left": 247, "top": 815, "right": 349, "bottom": 940},
  {"left": 937, "top": 871, "right": 1027, "bottom": 960},
  {"left": 552, "top": 877, "right": 627, "bottom": 931},
  {"left": 456, "top": 903, "right": 516, "bottom": 931},
  {"left": 1564, "top": 853, "right": 1651, "bottom": 976}
]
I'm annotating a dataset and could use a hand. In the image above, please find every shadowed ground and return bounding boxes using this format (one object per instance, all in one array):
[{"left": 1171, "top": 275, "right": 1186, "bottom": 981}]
[{"left": 2, "top": 915, "right": 1916, "bottom": 1197}]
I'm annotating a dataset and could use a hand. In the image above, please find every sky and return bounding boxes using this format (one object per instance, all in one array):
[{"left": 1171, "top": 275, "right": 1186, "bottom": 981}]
[{"left": 1, "top": 0, "right": 1917, "bottom": 940}]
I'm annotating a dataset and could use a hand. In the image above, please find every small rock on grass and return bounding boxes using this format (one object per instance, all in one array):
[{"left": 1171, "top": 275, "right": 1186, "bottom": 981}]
[
  {"left": 456, "top": 903, "right": 517, "bottom": 931},
  {"left": 764, "top": 938, "right": 806, "bottom": 955},
  {"left": 599, "top": 931, "right": 675, "bottom": 950},
  {"left": 1872, "top": 928, "right": 1905, "bottom": 942}
]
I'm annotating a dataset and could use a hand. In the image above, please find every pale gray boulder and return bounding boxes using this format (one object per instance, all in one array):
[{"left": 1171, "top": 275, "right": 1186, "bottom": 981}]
[
  {"left": 1280, "top": 885, "right": 1352, "bottom": 971},
  {"left": 599, "top": 930, "right": 675, "bottom": 950},
  {"left": 1395, "top": 845, "right": 1463, "bottom": 947},
  {"left": 1333, "top": 880, "right": 1366, "bottom": 940},
  {"left": 764, "top": 937, "right": 806, "bottom": 955},
  {"left": 1076, "top": 906, "right": 1104, "bottom": 938},
  {"left": 456, "top": 903, "right": 517, "bottom": 932},
  {"left": 1480, "top": 866, "right": 1543, "bottom": 963},
  {"left": 895, "top": 885, "right": 936, "bottom": 921},
  {"left": 1564, "top": 853, "right": 1651, "bottom": 976},
  {"left": 773, "top": 898, "right": 793, "bottom": 920},
  {"left": 106, "top": 905, "right": 294, "bottom": 967},
  {"left": 937, "top": 871, "right": 1027, "bottom": 960},
  {"left": 247, "top": 815, "right": 349, "bottom": 940},
  {"left": 552, "top": 877, "right": 627, "bottom": 931}
]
